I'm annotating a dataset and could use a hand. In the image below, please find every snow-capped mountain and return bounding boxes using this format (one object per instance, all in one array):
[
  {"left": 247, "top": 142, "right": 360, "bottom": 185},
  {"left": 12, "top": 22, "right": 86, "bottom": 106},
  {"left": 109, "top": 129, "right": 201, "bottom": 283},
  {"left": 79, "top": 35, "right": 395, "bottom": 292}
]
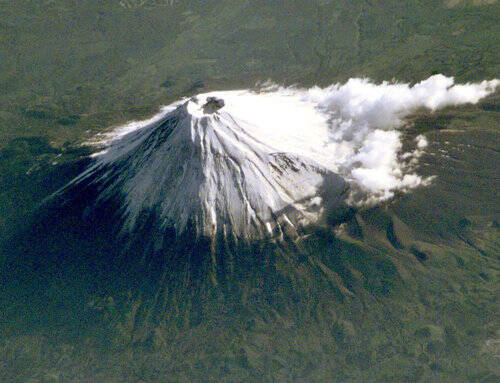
[
  {"left": 58, "top": 94, "right": 348, "bottom": 240},
  {"left": 54, "top": 76, "right": 497, "bottom": 241}
]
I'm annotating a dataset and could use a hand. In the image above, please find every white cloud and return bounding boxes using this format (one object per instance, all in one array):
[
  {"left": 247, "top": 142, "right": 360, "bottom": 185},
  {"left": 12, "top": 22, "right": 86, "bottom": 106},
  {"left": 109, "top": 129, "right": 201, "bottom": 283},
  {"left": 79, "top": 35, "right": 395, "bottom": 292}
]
[
  {"left": 295, "top": 75, "right": 497, "bottom": 204},
  {"left": 94, "top": 75, "right": 497, "bottom": 207}
]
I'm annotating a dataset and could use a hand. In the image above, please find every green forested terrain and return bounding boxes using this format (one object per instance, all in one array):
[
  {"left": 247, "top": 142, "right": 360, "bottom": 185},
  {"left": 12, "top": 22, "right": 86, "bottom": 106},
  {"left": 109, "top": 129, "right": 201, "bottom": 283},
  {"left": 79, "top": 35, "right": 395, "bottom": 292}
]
[
  {"left": 0, "top": 0, "right": 498, "bottom": 143},
  {"left": 0, "top": 1, "right": 499, "bottom": 382}
]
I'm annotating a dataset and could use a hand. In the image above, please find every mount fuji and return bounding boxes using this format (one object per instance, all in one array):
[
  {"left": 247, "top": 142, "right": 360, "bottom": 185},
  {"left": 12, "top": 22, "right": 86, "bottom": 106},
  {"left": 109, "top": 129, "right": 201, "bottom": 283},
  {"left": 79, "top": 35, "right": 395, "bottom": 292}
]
[
  {"left": 51, "top": 76, "right": 497, "bottom": 244},
  {"left": 54, "top": 93, "right": 350, "bottom": 241}
]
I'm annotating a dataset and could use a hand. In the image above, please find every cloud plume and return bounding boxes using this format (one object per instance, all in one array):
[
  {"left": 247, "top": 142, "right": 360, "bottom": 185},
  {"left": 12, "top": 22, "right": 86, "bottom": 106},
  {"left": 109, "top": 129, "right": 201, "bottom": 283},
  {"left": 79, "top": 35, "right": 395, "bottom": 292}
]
[{"left": 91, "top": 75, "right": 497, "bottom": 207}]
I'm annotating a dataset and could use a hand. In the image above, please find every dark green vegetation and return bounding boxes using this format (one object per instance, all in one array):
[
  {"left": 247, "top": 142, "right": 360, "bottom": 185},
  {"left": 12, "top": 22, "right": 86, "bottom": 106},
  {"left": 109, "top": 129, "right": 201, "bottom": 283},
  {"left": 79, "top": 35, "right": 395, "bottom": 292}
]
[{"left": 0, "top": 0, "right": 499, "bottom": 381}]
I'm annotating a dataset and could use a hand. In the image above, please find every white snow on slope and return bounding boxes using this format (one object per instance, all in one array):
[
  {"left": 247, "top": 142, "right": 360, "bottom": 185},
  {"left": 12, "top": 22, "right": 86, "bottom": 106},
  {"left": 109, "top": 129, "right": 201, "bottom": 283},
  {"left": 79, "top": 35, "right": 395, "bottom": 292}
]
[{"left": 67, "top": 75, "right": 497, "bottom": 237}]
